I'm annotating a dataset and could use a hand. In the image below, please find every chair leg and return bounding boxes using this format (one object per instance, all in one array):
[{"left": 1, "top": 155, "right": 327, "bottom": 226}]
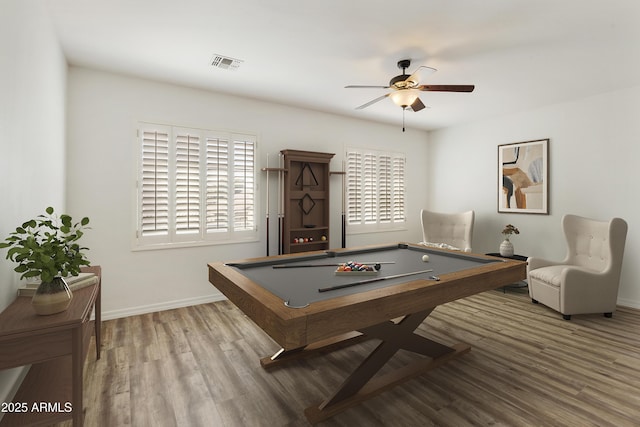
[
  {"left": 531, "top": 299, "right": 538, "bottom": 304},
  {"left": 562, "top": 314, "right": 571, "bottom": 320},
  {"left": 604, "top": 312, "right": 613, "bottom": 318}
]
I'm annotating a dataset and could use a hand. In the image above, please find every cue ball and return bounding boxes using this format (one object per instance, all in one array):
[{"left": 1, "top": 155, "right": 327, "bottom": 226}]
[{"left": 422, "top": 255, "right": 430, "bottom": 262}]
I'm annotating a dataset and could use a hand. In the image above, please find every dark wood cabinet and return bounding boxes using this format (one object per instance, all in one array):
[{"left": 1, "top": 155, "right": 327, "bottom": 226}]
[{"left": 281, "top": 150, "right": 334, "bottom": 254}]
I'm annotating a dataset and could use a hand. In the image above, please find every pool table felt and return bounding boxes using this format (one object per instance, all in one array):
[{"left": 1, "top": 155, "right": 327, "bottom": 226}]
[{"left": 227, "top": 244, "right": 499, "bottom": 308}]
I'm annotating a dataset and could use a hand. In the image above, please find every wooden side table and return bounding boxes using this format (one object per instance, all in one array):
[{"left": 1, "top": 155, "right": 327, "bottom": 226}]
[{"left": 0, "top": 266, "right": 101, "bottom": 427}]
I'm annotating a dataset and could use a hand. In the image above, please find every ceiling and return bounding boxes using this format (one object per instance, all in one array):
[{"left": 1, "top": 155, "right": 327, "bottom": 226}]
[{"left": 46, "top": 0, "right": 640, "bottom": 131}]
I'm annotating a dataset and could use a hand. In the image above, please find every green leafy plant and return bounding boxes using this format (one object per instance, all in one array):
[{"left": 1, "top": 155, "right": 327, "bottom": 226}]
[{"left": 0, "top": 207, "right": 90, "bottom": 283}]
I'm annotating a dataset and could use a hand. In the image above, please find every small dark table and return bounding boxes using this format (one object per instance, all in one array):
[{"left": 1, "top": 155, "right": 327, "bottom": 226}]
[{"left": 486, "top": 253, "right": 528, "bottom": 292}]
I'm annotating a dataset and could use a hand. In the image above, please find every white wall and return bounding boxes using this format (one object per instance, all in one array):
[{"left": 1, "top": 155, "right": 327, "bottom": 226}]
[
  {"left": 428, "top": 86, "right": 640, "bottom": 308},
  {"left": 0, "top": 0, "right": 67, "bottom": 409},
  {"left": 65, "top": 67, "right": 429, "bottom": 318}
]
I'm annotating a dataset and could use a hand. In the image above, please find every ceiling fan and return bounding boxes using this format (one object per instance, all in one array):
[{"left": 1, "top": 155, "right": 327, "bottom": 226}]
[{"left": 345, "top": 59, "right": 475, "bottom": 130}]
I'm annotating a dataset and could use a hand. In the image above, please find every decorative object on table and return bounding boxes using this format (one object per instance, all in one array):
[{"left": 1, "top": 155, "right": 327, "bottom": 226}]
[
  {"left": 31, "top": 277, "right": 73, "bottom": 315},
  {"left": 498, "top": 138, "right": 549, "bottom": 214},
  {"left": 499, "top": 224, "right": 519, "bottom": 257},
  {"left": 0, "top": 207, "right": 90, "bottom": 315},
  {"left": 17, "top": 272, "right": 98, "bottom": 297},
  {"left": 335, "top": 261, "right": 381, "bottom": 276}
]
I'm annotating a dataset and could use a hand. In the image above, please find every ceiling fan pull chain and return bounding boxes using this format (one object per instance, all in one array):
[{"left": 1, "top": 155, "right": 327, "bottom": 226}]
[{"left": 402, "top": 107, "right": 406, "bottom": 132}]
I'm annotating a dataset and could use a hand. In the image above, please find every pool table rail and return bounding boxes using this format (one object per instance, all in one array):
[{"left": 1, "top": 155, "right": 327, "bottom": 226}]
[{"left": 208, "top": 243, "right": 526, "bottom": 350}]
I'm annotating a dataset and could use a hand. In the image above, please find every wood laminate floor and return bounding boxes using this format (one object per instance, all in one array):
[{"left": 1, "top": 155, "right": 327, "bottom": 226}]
[{"left": 57, "top": 289, "right": 640, "bottom": 426}]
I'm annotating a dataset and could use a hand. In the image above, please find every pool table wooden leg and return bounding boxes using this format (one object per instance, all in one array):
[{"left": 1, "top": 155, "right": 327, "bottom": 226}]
[
  {"left": 304, "top": 308, "right": 470, "bottom": 424},
  {"left": 260, "top": 331, "right": 369, "bottom": 369}
]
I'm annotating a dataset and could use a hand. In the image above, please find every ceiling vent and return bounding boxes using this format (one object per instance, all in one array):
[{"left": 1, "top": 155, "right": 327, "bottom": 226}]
[{"left": 210, "top": 54, "right": 243, "bottom": 71}]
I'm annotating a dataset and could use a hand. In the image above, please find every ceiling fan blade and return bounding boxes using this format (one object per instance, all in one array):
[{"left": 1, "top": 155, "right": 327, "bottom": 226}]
[
  {"left": 405, "top": 66, "right": 437, "bottom": 87},
  {"left": 409, "top": 97, "right": 426, "bottom": 112},
  {"left": 345, "top": 85, "right": 390, "bottom": 89},
  {"left": 418, "top": 84, "right": 475, "bottom": 92},
  {"left": 355, "top": 93, "right": 391, "bottom": 110}
]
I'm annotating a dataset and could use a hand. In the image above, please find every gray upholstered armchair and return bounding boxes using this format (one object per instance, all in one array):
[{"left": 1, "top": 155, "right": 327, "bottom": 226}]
[
  {"left": 527, "top": 214, "right": 628, "bottom": 320},
  {"left": 419, "top": 209, "right": 475, "bottom": 252}
]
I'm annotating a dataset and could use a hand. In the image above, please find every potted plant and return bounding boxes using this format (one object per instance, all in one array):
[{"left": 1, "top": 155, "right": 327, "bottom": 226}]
[
  {"left": 0, "top": 207, "right": 90, "bottom": 315},
  {"left": 500, "top": 224, "right": 519, "bottom": 257}
]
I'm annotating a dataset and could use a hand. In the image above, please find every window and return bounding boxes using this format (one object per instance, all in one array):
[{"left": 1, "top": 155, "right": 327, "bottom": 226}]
[
  {"left": 136, "top": 122, "right": 257, "bottom": 249},
  {"left": 346, "top": 148, "right": 406, "bottom": 232}
]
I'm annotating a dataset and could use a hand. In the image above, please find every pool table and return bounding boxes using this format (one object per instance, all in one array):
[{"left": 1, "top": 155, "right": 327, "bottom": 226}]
[{"left": 208, "top": 243, "right": 526, "bottom": 423}]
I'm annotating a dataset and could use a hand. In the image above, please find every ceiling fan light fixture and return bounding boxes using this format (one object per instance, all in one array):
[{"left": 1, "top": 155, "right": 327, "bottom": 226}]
[{"left": 390, "top": 90, "right": 419, "bottom": 107}]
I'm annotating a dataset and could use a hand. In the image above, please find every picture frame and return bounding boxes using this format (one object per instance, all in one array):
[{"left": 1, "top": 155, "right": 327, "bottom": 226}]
[{"left": 498, "top": 139, "right": 549, "bottom": 214}]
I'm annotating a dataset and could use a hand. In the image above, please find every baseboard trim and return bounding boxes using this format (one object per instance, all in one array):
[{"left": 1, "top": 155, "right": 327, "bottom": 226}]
[
  {"left": 0, "top": 366, "right": 30, "bottom": 421},
  {"left": 99, "top": 293, "right": 639, "bottom": 321},
  {"left": 102, "top": 293, "right": 227, "bottom": 321},
  {"left": 617, "top": 297, "right": 640, "bottom": 310}
]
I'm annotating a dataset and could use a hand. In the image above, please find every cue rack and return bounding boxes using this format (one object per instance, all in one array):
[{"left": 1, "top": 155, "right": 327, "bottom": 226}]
[{"left": 261, "top": 150, "right": 345, "bottom": 255}]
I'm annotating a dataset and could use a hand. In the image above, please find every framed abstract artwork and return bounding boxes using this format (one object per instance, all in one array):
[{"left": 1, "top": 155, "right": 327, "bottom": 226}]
[{"left": 498, "top": 139, "right": 549, "bottom": 214}]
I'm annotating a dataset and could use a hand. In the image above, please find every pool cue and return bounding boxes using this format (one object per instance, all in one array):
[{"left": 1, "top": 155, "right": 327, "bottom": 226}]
[
  {"left": 318, "top": 269, "right": 434, "bottom": 293},
  {"left": 278, "top": 152, "right": 284, "bottom": 255},
  {"left": 265, "top": 153, "right": 270, "bottom": 255},
  {"left": 273, "top": 261, "right": 396, "bottom": 269},
  {"left": 341, "top": 159, "right": 346, "bottom": 248}
]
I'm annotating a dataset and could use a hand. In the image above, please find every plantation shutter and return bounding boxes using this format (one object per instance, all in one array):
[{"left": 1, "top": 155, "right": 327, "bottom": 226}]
[
  {"left": 233, "top": 138, "right": 255, "bottom": 231},
  {"left": 175, "top": 132, "right": 201, "bottom": 235},
  {"left": 346, "top": 151, "right": 362, "bottom": 224},
  {"left": 346, "top": 148, "right": 406, "bottom": 229},
  {"left": 363, "top": 153, "right": 377, "bottom": 224},
  {"left": 205, "top": 136, "right": 230, "bottom": 233},
  {"left": 136, "top": 122, "right": 258, "bottom": 248},
  {"left": 392, "top": 156, "right": 406, "bottom": 222},
  {"left": 379, "top": 155, "right": 392, "bottom": 223},
  {"left": 140, "top": 128, "right": 170, "bottom": 237}
]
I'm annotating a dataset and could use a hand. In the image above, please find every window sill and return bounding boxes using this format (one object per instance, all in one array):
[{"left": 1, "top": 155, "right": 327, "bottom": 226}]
[
  {"left": 347, "top": 225, "right": 408, "bottom": 235},
  {"left": 132, "top": 236, "right": 259, "bottom": 251}
]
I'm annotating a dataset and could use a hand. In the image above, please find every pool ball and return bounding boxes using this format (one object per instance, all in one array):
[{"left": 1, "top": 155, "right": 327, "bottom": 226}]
[{"left": 422, "top": 254, "right": 430, "bottom": 262}]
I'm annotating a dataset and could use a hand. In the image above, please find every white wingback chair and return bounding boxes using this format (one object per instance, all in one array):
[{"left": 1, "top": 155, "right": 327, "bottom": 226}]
[
  {"left": 527, "top": 214, "right": 628, "bottom": 320},
  {"left": 420, "top": 209, "right": 475, "bottom": 252}
]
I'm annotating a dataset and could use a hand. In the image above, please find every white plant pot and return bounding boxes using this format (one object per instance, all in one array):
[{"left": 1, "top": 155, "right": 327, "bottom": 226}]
[{"left": 499, "top": 239, "right": 514, "bottom": 257}]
